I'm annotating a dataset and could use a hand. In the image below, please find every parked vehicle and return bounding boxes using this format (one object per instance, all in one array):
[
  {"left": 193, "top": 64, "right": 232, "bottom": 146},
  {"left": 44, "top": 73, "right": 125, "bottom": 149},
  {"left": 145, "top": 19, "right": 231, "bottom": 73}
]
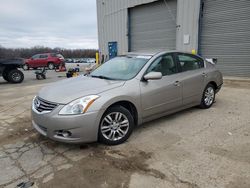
[
  {"left": 0, "top": 58, "right": 24, "bottom": 83},
  {"left": 86, "top": 58, "right": 96, "bottom": 64},
  {"left": 65, "top": 58, "right": 95, "bottom": 64},
  {"left": 35, "top": 67, "right": 47, "bottom": 80},
  {"left": 23, "top": 53, "right": 64, "bottom": 70},
  {"left": 32, "top": 51, "right": 223, "bottom": 145},
  {"left": 65, "top": 58, "right": 74, "bottom": 63}
]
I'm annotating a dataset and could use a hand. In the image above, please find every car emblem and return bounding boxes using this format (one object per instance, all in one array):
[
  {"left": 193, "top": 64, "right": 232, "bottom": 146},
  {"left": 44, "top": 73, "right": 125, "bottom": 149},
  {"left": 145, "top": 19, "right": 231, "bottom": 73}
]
[{"left": 35, "top": 99, "right": 40, "bottom": 108}]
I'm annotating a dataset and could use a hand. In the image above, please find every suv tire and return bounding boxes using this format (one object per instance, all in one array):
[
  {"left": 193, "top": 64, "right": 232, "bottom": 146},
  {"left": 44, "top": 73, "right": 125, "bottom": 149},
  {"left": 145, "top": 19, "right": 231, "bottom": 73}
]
[{"left": 8, "top": 69, "right": 24, "bottom": 83}]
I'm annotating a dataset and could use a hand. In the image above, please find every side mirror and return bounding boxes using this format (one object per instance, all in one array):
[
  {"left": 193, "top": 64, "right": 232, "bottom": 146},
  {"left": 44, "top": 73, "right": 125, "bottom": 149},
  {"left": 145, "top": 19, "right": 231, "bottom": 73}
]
[{"left": 144, "top": 72, "right": 162, "bottom": 81}]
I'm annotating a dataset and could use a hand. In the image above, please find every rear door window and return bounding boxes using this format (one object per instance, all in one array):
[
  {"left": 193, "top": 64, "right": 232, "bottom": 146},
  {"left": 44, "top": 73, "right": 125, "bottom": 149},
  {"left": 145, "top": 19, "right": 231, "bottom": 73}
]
[
  {"left": 50, "top": 53, "right": 57, "bottom": 57},
  {"left": 177, "top": 54, "right": 204, "bottom": 72},
  {"left": 32, "top": 55, "right": 40, "bottom": 59},
  {"left": 39, "top": 55, "right": 48, "bottom": 59}
]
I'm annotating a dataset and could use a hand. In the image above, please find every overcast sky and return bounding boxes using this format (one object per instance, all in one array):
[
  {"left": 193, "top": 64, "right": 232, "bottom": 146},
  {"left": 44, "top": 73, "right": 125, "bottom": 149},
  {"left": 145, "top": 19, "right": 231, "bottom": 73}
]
[{"left": 0, "top": 0, "right": 98, "bottom": 49}]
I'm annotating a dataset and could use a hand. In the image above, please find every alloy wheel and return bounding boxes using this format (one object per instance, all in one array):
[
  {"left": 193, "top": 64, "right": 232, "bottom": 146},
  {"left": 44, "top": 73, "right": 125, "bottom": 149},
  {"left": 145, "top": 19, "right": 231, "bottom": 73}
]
[
  {"left": 100, "top": 112, "right": 129, "bottom": 141},
  {"left": 12, "top": 72, "right": 21, "bottom": 82},
  {"left": 204, "top": 87, "right": 215, "bottom": 106}
]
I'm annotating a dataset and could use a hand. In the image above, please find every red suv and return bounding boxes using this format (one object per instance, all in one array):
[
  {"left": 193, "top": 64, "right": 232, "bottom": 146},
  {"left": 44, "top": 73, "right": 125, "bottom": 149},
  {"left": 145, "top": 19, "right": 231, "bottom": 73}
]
[{"left": 23, "top": 53, "right": 64, "bottom": 70}]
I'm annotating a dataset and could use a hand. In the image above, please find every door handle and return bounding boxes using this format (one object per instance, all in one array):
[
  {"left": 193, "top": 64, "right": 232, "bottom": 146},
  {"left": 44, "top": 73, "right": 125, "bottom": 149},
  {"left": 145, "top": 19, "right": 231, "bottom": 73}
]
[
  {"left": 174, "top": 81, "right": 181, "bottom": 87},
  {"left": 202, "top": 73, "right": 208, "bottom": 77}
]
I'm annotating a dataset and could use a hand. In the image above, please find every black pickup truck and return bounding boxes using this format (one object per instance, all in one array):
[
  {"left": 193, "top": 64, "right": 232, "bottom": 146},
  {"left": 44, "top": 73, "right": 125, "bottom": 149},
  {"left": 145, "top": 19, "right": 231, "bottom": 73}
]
[{"left": 0, "top": 58, "right": 25, "bottom": 83}]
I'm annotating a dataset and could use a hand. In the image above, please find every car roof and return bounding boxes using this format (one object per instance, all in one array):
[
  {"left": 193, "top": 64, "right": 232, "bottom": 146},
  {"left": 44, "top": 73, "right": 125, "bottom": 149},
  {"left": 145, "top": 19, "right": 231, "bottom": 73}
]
[
  {"left": 34, "top": 53, "right": 63, "bottom": 56},
  {"left": 33, "top": 53, "right": 50, "bottom": 55},
  {"left": 125, "top": 50, "right": 203, "bottom": 59},
  {"left": 126, "top": 51, "right": 157, "bottom": 56}
]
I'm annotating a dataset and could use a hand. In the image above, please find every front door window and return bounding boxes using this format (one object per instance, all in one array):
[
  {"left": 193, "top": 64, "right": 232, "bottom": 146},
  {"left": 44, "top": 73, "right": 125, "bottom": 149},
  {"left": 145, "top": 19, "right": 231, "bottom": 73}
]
[{"left": 147, "top": 54, "right": 178, "bottom": 76}]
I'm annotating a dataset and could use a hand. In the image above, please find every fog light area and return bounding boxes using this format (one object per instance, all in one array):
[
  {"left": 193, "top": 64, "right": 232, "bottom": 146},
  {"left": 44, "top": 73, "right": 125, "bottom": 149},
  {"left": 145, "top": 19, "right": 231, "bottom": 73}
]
[{"left": 56, "top": 130, "right": 72, "bottom": 138}]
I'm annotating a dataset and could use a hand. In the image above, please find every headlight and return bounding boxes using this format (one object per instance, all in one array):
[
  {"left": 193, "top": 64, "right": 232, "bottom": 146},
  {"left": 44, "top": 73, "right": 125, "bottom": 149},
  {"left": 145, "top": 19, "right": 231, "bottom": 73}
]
[
  {"left": 32, "top": 96, "right": 37, "bottom": 109},
  {"left": 59, "top": 95, "right": 99, "bottom": 115}
]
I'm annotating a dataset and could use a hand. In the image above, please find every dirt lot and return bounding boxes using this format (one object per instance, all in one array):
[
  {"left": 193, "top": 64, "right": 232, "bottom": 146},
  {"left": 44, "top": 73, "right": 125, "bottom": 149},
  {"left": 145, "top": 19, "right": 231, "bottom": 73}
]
[{"left": 0, "top": 71, "right": 250, "bottom": 188}]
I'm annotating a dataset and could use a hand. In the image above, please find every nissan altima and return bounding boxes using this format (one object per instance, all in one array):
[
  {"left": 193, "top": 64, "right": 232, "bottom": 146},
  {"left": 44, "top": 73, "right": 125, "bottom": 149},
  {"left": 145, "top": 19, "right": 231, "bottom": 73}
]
[{"left": 32, "top": 51, "right": 223, "bottom": 145}]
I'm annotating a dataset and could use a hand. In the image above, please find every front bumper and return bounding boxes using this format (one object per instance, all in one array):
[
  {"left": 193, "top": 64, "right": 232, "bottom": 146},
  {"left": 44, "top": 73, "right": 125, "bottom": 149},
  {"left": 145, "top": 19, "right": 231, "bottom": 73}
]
[{"left": 32, "top": 105, "right": 104, "bottom": 143}]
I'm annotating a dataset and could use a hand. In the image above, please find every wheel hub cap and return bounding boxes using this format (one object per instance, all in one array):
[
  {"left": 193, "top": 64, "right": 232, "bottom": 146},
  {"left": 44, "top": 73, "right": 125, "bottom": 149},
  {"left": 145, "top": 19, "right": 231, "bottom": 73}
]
[
  {"left": 12, "top": 73, "right": 21, "bottom": 81},
  {"left": 112, "top": 122, "right": 119, "bottom": 130}
]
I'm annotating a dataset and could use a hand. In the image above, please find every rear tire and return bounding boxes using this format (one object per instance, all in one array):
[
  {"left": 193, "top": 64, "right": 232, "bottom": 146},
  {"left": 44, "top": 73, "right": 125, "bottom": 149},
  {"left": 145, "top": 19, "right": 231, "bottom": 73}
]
[
  {"left": 200, "top": 84, "right": 215, "bottom": 109},
  {"left": 7, "top": 69, "right": 24, "bottom": 83},
  {"left": 48, "top": 63, "right": 55, "bottom": 70},
  {"left": 98, "top": 106, "right": 134, "bottom": 145}
]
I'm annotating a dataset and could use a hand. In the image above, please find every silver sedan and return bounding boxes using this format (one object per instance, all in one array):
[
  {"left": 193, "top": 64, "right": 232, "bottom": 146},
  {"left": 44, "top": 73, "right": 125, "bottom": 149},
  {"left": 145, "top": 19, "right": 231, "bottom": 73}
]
[{"left": 32, "top": 51, "right": 223, "bottom": 145}]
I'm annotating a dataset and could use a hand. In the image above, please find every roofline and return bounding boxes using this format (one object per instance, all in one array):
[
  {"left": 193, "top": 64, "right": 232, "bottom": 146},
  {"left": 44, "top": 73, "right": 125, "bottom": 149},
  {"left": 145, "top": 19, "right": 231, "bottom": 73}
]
[{"left": 125, "top": 50, "right": 204, "bottom": 58}]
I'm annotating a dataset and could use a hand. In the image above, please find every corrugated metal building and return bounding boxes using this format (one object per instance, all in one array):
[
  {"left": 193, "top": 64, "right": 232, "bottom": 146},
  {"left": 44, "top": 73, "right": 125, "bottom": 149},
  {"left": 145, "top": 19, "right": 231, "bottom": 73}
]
[{"left": 96, "top": 0, "right": 250, "bottom": 77}]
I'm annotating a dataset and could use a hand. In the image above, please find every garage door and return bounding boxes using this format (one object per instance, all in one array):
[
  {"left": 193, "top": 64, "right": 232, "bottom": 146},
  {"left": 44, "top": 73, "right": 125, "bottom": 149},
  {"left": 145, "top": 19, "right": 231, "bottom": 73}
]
[
  {"left": 129, "top": 0, "right": 177, "bottom": 52},
  {"left": 200, "top": 0, "right": 250, "bottom": 77}
]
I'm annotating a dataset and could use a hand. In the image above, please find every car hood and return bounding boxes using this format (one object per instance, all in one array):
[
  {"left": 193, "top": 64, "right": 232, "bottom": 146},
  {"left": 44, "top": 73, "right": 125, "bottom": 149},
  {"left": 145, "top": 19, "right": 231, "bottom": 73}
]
[{"left": 38, "top": 76, "right": 125, "bottom": 104}]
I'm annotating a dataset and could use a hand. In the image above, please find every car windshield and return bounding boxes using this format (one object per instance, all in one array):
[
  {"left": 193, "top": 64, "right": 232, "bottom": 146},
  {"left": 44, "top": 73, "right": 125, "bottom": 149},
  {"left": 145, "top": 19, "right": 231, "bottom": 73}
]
[{"left": 90, "top": 56, "right": 150, "bottom": 80}]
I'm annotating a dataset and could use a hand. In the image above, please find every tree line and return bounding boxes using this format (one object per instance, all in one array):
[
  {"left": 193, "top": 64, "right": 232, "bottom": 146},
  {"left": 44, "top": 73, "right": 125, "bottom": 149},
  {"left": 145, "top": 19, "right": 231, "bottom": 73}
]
[{"left": 0, "top": 46, "right": 97, "bottom": 59}]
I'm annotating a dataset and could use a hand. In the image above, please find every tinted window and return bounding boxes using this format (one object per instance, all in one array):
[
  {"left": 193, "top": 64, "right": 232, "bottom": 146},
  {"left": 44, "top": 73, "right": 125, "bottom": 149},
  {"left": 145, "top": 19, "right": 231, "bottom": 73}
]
[
  {"left": 40, "top": 55, "right": 48, "bottom": 59},
  {"left": 50, "top": 53, "right": 64, "bottom": 59},
  {"left": 147, "top": 54, "right": 178, "bottom": 76},
  {"left": 50, "top": 53, "right": 57, "bottom": 57},
  {"left": 178, "top": 54, "right": 204, "bottom": 72},
  {"left": 32, "top": 55, "right": 40, "bottom": 59}
]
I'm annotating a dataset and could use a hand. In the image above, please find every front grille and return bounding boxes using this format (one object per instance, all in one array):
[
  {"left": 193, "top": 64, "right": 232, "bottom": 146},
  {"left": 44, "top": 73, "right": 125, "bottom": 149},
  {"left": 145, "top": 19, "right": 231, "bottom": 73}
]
[{"left": 34, "top": 97, "right": 58, "bottom": 113}]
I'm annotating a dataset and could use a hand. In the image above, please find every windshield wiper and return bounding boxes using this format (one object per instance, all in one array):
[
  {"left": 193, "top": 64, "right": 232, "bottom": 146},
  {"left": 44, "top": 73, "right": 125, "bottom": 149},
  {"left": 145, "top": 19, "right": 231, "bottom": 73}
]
[{"left": 91, "top": 75, "right": 115, "bottom": 80}]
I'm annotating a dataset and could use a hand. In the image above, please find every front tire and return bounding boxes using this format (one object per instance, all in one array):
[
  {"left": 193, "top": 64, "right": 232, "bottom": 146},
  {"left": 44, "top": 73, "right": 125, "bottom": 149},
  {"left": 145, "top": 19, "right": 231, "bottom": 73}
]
[
  {"left": 8, "top": 69, "right": 24, "bottom": 83},
  {"left": 98, "top": 106, "right": 134, "bottom": 145},
  {"left": 200, "top": 84, "right": 215, "bottom": 109}
]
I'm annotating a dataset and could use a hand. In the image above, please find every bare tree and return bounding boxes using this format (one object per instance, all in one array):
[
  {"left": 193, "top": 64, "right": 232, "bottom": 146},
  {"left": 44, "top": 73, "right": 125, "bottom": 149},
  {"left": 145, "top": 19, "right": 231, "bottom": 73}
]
[{"left": 0, "top": 46, "right": 97, "bottom": 59}]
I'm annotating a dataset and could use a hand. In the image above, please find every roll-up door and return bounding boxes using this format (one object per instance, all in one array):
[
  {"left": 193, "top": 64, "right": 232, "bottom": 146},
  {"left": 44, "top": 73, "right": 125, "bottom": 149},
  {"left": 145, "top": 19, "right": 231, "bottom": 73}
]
[
  {"left": 129, "top": 0, "right": 177, "bottom": 52},
  {"left": 200, "top": 0, "right": 250, "bottom": 77}
]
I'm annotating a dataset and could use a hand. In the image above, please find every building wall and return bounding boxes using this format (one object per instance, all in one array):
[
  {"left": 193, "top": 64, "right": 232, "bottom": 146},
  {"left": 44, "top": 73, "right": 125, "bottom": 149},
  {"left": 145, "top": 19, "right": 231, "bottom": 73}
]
[
  {"left": 96, "top": 0, "right": 201, "bottom": 56},
  {"left": 176, "top": 0, "right": 200, "bottom": 52}
]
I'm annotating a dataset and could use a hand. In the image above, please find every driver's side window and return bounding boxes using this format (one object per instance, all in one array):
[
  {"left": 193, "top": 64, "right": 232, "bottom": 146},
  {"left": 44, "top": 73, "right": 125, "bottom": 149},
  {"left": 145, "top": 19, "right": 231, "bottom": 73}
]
[{"left": 147, "top": 54, "right": 177, "bottom": 76}]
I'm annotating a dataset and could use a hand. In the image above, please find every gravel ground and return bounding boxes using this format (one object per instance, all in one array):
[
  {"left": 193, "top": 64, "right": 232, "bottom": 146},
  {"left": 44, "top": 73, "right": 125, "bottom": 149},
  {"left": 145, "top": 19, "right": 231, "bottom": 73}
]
[{"left": 0, "top": 71, "right": 249, "bottom": 188}]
